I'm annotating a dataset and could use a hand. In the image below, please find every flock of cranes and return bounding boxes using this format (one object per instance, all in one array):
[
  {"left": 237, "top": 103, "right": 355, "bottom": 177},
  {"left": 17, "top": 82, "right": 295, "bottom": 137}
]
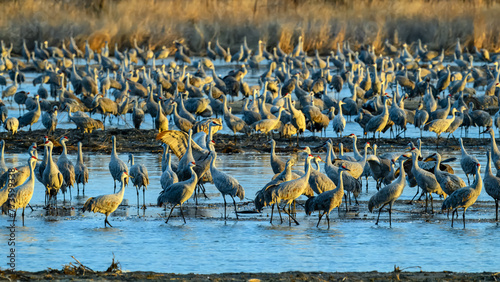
[{"left": 0, "top": 35, "right": 500, "bottom": 228}]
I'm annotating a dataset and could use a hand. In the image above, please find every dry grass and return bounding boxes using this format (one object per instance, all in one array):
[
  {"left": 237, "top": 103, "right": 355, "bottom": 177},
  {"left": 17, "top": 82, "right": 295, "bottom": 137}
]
[{"left": 2, "top": 0, "right": 500, "bottom": 55}]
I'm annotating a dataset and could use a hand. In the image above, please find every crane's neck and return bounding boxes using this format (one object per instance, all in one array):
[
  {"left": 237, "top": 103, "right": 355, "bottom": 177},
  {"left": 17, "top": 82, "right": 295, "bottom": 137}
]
[
  {"left": 112, "top": 138, "right": 117, "bottom": 156},
  {"left": 61, "top": 141, "right": 67, "bottom": 157},
  {"left": 129, "top": 155, "right": 135, "bottom": 166},
  {"left": 487, "top": 153, "right": 494, "bottom": 176},
  {"left": 338, "top": 170, "right": 344, "bottom": 192},
  {"left": 77, "top": 144, "right": 83, "bottom": 164},
  {"left": 117, "top": 178, "right": 126, "bottom": 196},
  {"left": 490, "top": 132, "right": 500, "bottom": 154}
]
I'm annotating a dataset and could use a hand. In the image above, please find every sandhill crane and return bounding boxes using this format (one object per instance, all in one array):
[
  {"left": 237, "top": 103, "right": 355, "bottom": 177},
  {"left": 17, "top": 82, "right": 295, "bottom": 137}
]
[
  {"left": 332, "top": 101, "right": 346, "bottom": 137},
  {"left": 482, "top": 128, "right": 500, "bottom": 177},
  {"left": 160, "top": 146, "right": 178, "bottom": 192},
  {"left": 41, "top": 106, "right": 58, "bottom": 135},
  {"left": 368, "top": 156, "right": 408, "bottom": 227},
  {"left": 425, "top": 152, "right": 466, "bottom": 196},
  {"left": 206, "top": 42, "right": 217, "bottom": 61},
  {"left": 410, "top": 151, "right": 444, "bottom": 213},
  {"left": 442, "top": 163, "right": 482, "bottom": 228},
  {"left": 254, "top": 158, "right": 299, "bottom": 223},
  {"left": 300, "top": 150, "right": 337, "bottom": 195},
  {"left": 365, "top": 98, "right": 390, "bottom": 139},
  {"left": 109, "top": 136, "right": 129, "bottom": 191},
  {"left": 252, "top": 107, "right": 284, "bottom": 140},
  {"left": 425, "top": 108, "right": 458, "bottom": 143},
  {"left": 2, "top": 156, "right": 37, "bottom": 225},
  {"left": 83, "top": 172, "right": 130, "bottom": 227},
  {"left": 0, "top": 168, "right": 17, "bottom": 213},
  {"left": 280, "top": 94, "right": 304, "bottom": 144},
  {"left": 459, "top": 138, "right": 479, "bottom": 184},
  {"left": 305, "top": 165, "right": 350, "bottom": 229},
  {"left": 132, "top": 99, "right": 144, "bottom": 129},
  {"left": 210, "top": 150, "right": 245, "bottom": 219},
  {"left": 270, "top": 139, "right": 286, "bottom": 174},
  {"left": 2, "top": 72, "right": 18, "bottom": 101},
  {"left": 42, "top": 140, "right": 64, "bottom": 209},
  {"left": 57, "top": 136, "right": 75, "bottom": 200},
  {"left": 128, "top": 153, "right": 149, "bottom": 210},
  {"left": 171, "top": 101, "right": 193, "bottom": 133},
  {"left": 272, "top": 155, "right": 314, "bottom": 225},
  {"left": 155, "top": 100, "right": 169, "bottom": 133},
  {"left": 74, "top": 142, "right": 88, "bottom": 195},
  {"left": 18, "top": 94, "right": 41, "bottom": 131},
  {"left": 484, "top": 151, "right": 500, "bottom": 221},
  {"left": 67, "top": 107, "right": 104, "bottom": 134},
  {"left": 157, "top": 161, "right": 198, "bottom": 223},
  {"left": 436, "top": 65, "right": 451, "bottom": 95}
]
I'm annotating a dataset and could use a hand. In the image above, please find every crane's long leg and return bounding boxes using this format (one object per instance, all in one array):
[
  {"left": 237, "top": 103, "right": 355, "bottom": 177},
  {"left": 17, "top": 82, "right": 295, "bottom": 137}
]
[
  {"left": 282, "top": 204, "right": 299, "bottom": 225},
  {"left": 270, "top": 204, "right": 274, "bottom": 224},
  {"left": 28, "top": 203, "right": 33, "bottom": 212},
  {"left": 375, "top": 203, "right": 387, "bottom": 225},
  {"left": 451, "top": 209, "right": 456, "bottom": 228},
  {"left": 22, "top": 207, "right": 25, "bottom": 226},
  {"left": 389, "top": 202, "right": 393, "bottom": 228},
  {"left": 105, "top": 214, "right": 113, "bottom": 227},
  {"left": 430, "top": 193, "right": 434, "bottom": 214},
  {"left": 114, "top": 180, "right": 116, "bottom": 193},
  {"left": 316, "top": 211, "right": 325, "bottom": 227},
  {"left": 179, "top": 203, "right": 186, "bottom": 224},
  {"left": 165, "top": 205, "right": 177, "bottom": 223},
  {"left": 463, "top": 208, "right": 466, "bottom": 229},
  {"left": 326, "top": 213, "right": 330, "bottom": 229},
  {"left": 231, "top": 196, "right": 239, "bottom": 220},
  {"left": 222, "top": 195, "right": 227, "bottom": 219},
  {"left": 143, "top": 188, "right": 146, "bottom": 210},
  {"left": 496, "top": 200, "right": 499, "bottom": 221},
  {"left": 136, "top": 188, "right": 140, "bottom": 209},
  {"left": 344, "top": 193, "right": 348, "bottom": 213}
]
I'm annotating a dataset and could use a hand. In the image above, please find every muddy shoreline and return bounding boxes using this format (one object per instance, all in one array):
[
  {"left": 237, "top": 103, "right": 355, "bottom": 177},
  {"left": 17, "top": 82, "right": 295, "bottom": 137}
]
[
  {"left": 0, "top": 128, "right": 489, "bottom": 155},
  {"left": 2, "top": 269, "right": 498, "bottom": 281}
]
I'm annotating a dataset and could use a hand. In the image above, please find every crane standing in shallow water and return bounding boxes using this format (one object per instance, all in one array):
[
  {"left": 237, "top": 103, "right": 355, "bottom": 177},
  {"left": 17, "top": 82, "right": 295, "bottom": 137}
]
[
  {"left": 83, "top": 172, "right": 131, "bottom": 228},
  {"left": 368, "top": 156, "right": 408, "bottom": 227},
  {"left": 2, "top": 157, "right": 37, "bottom": 226},
  {"left": 442, "top": 163, "right": 482, "bottom": 228},
  {"left": 128, "top": 153, "right": 149, "bottom": 210},
  {"left": 109, "top": 136, "right": 129, "bottom": 191},
  {"left": 305, "top": 165, "right": 350, "bottom": 229},
  {"left": 157, "top": 161, "right": 198, "bottom": 224},
  {"left": 210, "top": 150, "right": 245, "bottom": 220}
]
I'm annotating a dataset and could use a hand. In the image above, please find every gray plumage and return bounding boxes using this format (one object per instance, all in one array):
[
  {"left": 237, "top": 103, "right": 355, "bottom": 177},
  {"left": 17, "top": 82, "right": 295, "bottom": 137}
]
[
  {"left": 270, "top": 139, "right": 286, "bottom": 174},
  {"left": 160, "top": 147, "right": 178, "bottom": 190},
  {"left": 365, "top": 99, "right": 390, "bottom": 138},
  {"left": 74, "top": 142, "right": 88, "bottom": 194},
  {"left": 83, "top": 172, "right": 129, "bottom": 227},
  {"left": 459, "top": 138, "right": 480, "bottom": 184},
  {"left": 42, "top": 140, "right": 64, "bottom": 206},
  {"left": 41, "top": 106, "right": 58, "bottom": 134},
  {"left": 210, "top": 150, "right": 245, "bottom": 219},
  {"left": 18, "top": 95, "right": 41, "bottom": 131},
  {"left": 429, "top": 152, "right": 466, "bottom": 196},
  {"left": 271, "top": 155, "right": 314, "bottom": 225},
  {"left": 425, "top": 108, "right": 458, "bottom": 139},
  {"left": 368, "top": 157, "right": 407, "bottom": 227},
  {"left": 109, "top": 136, "right": 129, "bottom": 191},
  {"left": 57, "top": 136, "right": 75, "bottom": 198},
  {"left": 157, "top": 162, "right": 198, "bottom": 223},
  {"left": 410, "top": 151, "right": 444, "bottom": 213},
  {"left": 305, "top": 167, "right": 348, "bottom": 229},
  {"left": 441, "top": 163, "right": 482, "bottom": 228},
  {"left": 132, "top": 99, "right": 144, "bottom": 129},
  {"left": 484, "top": 128, "right": 500, "bottom": 177},
  {"left": 332, "top": 101, "right": 346, "bottom": 137},
  {"left": 484, "top": 151, "right": 500, "bottom": 221},
  {"left": 67, "top": 108, "right": 104, "bottom": 134},
  {"left": 128, "top": 153, "right": 149, "bottom": 209}
]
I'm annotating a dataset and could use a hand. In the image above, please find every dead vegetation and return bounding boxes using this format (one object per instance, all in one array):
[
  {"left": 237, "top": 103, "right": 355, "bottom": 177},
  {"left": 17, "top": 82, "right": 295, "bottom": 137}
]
[{"left": 2, "top": 0, "right": 500, "bottom": 56}]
